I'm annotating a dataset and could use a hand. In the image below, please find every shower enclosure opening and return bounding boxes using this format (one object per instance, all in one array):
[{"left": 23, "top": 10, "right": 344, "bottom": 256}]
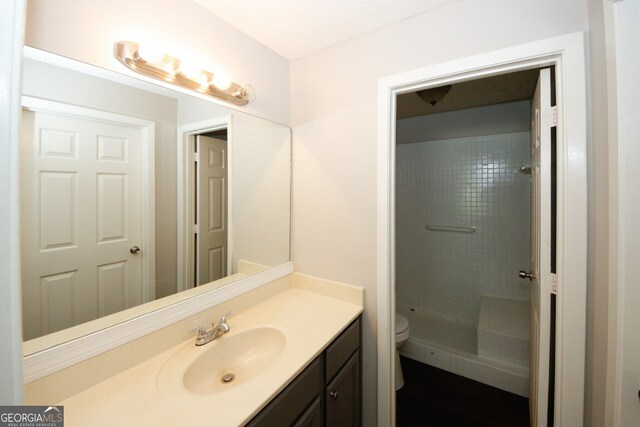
[{"left": 395, "top": 69, "right": 543, "bottom": 400}]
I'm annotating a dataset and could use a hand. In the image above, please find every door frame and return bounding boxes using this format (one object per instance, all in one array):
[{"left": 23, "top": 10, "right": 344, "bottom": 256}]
[
  {"left": 177, "top": 116, "right": 234, "bottom": 292},
  {"left": 21, "top": 96, "right": 157, "bottom": 304},
  {"left": 376, "top": 32, "right": 587, "bottom": 426},
  {"left": 604, "top": 1, "right": 640, "bottom": 424},
  {"left": 0, "top": 0, "right": 26, "bottom": 403}
]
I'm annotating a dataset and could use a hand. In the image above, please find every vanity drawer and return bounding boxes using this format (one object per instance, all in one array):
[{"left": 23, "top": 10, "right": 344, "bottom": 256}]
[
  {"left": 325, "top": 318, "right": 360, "bottom": 382},
  {"left": 247, "top": 355, "right": 324, "bottom": 427}
]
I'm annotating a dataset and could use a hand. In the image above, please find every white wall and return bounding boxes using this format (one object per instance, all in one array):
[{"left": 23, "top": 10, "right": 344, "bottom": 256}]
[
  {"left": 396, "top": 100, "right": 530, "bottom": 144},
  {"left": 232, "top": 114, "right": 291, "bottom": 268},
  {"left": 24, "top": 0, "right": 291, "bottom": 126},
  {"left": 290, "top": 0, "right": 588, "bottom": 424}
]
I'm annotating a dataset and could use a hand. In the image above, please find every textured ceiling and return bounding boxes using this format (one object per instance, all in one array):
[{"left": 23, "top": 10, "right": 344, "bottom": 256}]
[
  {"left": 397, "top": 69, "right": 541, "bottom": 119},
  {"left": 193, "top": 0, "right": 461, "bottom": 59}
]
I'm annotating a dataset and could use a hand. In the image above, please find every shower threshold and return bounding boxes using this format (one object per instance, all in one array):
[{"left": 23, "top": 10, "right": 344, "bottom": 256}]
[{"left": 398, "top": 307, "right": 529, "bottom": 397}]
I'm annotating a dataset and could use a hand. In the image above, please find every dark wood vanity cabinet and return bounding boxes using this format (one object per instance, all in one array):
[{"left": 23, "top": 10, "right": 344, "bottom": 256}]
[{"left": 247, "top": 317, "right": 361, "bottom": 427}]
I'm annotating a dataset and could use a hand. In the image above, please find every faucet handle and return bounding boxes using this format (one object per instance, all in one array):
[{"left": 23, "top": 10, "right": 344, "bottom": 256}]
[
  {"left": 219, "top": 311, "right": 233, "bottom": 333},
  {"left": 220, "top": 311, "right": 234, "bottom": 323},
  {"left": 188, "top": 326, "right": 207, "bottom": 337}
]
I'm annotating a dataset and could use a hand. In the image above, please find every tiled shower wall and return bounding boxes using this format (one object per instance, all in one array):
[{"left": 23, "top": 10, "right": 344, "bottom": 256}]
[{"left": 396, "top": 130, "right": 531, "bottom": 327}]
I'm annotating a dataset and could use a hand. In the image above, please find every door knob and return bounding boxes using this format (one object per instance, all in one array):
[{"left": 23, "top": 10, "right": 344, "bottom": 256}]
[
  {"left": 518, "top": 270, "right": 535, "bottom": 281},
  {"left": 130, "top": 245, "right": 141, "bottom": 254},
  {"left": 330, "top": 391, "right": 339, "bottom": 400}
]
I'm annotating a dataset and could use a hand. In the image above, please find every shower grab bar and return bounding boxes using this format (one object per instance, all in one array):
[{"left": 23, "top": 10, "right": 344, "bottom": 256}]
[{"left": 426, "top": 225, "right": 477, "bottom": 234}]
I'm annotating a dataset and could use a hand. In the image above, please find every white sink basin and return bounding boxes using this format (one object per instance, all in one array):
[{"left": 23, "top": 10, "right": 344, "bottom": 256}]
[{"left": 158, "top": 327, "right": 286, "bottom": 395}]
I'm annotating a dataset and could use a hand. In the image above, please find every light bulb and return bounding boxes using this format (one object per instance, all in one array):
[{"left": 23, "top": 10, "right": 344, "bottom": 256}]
[
  {"left": 196, "top": 74, "right": 211, "bottom": 89},
  {"left": 137, "top": 44, "right": 164, "bottom": 64},
  {"left": 178, "top": 60, "right": 202, "bottom": 79},
  {"left": 212, "top": 72, "right": 232, "bottom": 91}
]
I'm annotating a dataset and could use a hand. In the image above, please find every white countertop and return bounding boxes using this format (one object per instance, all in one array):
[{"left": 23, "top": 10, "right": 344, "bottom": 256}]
[{"left": 60, "top": 286, "right": 363, "bottom": 426}]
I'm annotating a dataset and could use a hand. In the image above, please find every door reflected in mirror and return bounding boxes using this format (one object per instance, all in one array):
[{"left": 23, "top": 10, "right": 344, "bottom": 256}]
[
  {"left": 20, "top": 49, "right": 291, "bottom": 350},
  {"left": 195, "top": 133, "right": 229, "bottom": 286}
]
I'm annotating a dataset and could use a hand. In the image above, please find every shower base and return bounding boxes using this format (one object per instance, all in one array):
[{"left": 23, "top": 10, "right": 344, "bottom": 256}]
[{"left": 398, "top": 306, "right": 529, "bottom": 397}]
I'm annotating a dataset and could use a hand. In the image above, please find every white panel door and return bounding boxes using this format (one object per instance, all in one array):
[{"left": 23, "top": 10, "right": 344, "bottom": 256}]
[
  {"left": 196, "top": 135, "right": 228, "bottom": 286},
  {"left": 21, "top": 109, "right": 144, "bottom": 340},
  {"left": 529, "top": 68, "right": 554, "bottom": 426}
]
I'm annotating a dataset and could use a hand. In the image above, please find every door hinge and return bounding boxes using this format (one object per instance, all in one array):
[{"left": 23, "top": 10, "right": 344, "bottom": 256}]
[
  {"left": 193, "top": 152, "right": 200, "bottom": 162},
  {"left": 551, "top": 106, "right": 558, "bottom": 127},
  {"left": 193, "top": 224, "right": 199, "bottom": 234},
  {"left": 551, "top": 273, "right": 558, "bottom": 294}
]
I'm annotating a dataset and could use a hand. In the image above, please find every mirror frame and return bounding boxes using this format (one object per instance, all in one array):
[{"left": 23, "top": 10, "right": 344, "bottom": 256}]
[{"left": 21, "top": 46, "right": 293, "bottom": 382}]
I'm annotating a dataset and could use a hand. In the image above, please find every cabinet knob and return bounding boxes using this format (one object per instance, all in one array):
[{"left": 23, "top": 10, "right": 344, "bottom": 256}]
[{"left": 330, "top": 391, "right": 338, "bottom": 400}]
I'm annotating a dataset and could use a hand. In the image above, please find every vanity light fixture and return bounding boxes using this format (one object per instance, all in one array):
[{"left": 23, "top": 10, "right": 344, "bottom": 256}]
[{"left": 114, "top": 41, "right": 252, "bottom": 106}]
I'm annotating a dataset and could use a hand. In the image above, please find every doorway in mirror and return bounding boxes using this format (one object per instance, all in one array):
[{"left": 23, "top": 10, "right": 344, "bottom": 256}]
[{"left": 195, "top": 132, "right": 229, "bottom": 287}]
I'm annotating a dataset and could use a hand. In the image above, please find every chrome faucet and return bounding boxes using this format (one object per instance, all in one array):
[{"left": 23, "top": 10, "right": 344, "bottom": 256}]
[{"left": 189, "top": 312, "right": 233, "bottom": 346}]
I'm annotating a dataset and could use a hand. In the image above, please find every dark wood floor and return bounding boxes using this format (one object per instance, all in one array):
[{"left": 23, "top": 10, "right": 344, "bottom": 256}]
[{"left": 396, "top": 356, "right": 530, "bottom": 427}]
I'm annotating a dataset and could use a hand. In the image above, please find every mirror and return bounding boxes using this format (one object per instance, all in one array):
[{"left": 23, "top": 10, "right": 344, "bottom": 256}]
[{"left": 20, "top": 48, "right": 291, "bottom": 353}]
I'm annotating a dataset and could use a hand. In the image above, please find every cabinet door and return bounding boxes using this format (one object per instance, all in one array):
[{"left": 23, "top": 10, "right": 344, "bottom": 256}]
[
  {"left": 247, "top": 357, "right": 323, "bottom": 427},
  {"left": 326, "top": 351, "right": 360, "bottom": 427},
  {"left": 294, "top": 396, "right": 323, "bottom": 427}
]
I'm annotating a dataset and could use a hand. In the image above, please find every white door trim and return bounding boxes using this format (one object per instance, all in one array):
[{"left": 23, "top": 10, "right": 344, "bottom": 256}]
[
  {"left": 177, "top": 116, "right": 234, "bottom": 292},
  {"left": 377, "top": 32, "right": 587, "bottom": 426},
  {"left": 0, "top": 0, "right": 26, "bottom": 404},
  {"left": 605, "top": 1, "right": 640, "bottom": 425},
  {"left": 21, "top": 96, "right": 157, "bottom": 304}
]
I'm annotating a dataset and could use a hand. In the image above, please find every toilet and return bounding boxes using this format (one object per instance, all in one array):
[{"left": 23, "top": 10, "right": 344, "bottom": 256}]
[{"left": 395, "top": 312, "right": 410, "bottom": 390}]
